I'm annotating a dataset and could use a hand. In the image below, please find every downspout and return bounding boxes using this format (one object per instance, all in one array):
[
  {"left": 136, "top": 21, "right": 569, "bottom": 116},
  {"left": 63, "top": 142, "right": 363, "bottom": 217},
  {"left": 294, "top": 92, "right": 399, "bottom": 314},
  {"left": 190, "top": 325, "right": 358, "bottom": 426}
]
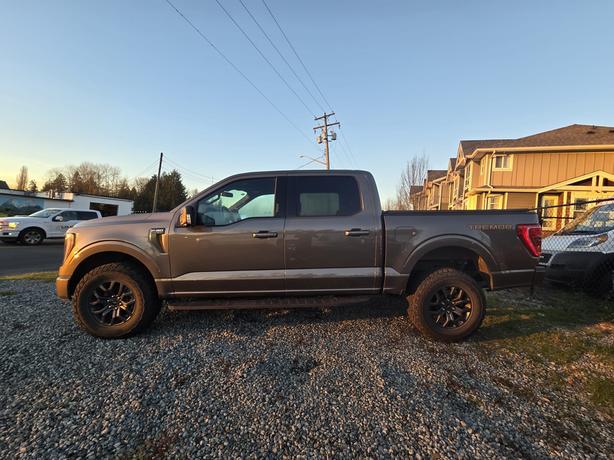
[{"left": 484, "top": 150, "right": 495, "bottom": 208}]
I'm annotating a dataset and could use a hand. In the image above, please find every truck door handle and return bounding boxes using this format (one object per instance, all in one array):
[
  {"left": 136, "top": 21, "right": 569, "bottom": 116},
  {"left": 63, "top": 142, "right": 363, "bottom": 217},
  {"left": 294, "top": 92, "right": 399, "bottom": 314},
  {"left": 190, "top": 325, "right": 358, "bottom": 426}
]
[
  {"left": 344, "top": 228, "right": 370, "bottom": 237},
  {"left": 252, "top": 231, "right": 278, "bottom": 239}
]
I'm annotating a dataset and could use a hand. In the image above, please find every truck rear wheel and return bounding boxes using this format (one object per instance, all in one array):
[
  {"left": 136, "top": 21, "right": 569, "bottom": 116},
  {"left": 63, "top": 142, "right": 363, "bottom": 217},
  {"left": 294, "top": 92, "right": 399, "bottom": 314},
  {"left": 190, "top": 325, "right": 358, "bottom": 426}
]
[
  {"left": 407, "top": 268, "right": 485, "bottom": 342},
  {"left": 72, "top": 262, "right": 161, "bottom": 338}
]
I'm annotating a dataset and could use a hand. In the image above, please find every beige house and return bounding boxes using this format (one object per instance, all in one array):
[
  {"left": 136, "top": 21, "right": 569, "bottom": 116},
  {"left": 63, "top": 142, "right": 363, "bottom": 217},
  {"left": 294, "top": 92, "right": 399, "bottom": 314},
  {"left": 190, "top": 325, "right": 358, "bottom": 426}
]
[{"left": 414, "top": 124, "right": 614, "bottom": 231}]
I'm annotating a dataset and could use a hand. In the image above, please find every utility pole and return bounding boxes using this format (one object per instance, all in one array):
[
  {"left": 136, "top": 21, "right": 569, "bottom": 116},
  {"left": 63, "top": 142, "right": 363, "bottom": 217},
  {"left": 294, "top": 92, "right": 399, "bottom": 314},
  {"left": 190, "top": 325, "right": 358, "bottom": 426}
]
[
  {"left": 152, "top": 152, "right": 163, "bottom": 213},
  {"left": 313, "top": 112, "right": 340, "bottom": 170}
]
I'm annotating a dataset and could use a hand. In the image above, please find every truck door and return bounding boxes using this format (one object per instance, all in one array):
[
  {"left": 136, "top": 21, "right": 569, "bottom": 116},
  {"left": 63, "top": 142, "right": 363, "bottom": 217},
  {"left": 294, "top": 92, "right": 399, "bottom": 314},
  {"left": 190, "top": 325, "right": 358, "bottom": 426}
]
[
  {"left": 168, "top": 176, "right": 286, "bottom": 295},
  {"left": 284, "top": 174, "right": 380, "bottom": 294},
  {"left": 50, "top": 210, "right": 79, "bottom": 237}
]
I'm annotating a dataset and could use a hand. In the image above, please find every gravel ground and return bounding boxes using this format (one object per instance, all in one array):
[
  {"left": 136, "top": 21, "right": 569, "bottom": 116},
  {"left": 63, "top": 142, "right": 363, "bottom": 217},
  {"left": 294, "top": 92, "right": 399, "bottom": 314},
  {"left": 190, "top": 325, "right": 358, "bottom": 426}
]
[{"left": 0, "top": 280, "right": 612, "bottom": 459}]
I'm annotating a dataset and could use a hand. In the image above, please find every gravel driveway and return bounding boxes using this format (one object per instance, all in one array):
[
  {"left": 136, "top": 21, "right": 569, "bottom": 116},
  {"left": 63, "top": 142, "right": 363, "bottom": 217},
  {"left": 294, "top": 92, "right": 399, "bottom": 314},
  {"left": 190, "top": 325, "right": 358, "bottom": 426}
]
[{"left": 0, "top": 280, "right": 612, "bottom": 459}]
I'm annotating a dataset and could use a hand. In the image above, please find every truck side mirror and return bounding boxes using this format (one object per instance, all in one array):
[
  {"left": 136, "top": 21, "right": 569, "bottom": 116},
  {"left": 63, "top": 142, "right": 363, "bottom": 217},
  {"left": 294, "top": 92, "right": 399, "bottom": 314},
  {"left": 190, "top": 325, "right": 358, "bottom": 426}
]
[{"left": 178, "top": 206, "right": 195, "bottom": 227}]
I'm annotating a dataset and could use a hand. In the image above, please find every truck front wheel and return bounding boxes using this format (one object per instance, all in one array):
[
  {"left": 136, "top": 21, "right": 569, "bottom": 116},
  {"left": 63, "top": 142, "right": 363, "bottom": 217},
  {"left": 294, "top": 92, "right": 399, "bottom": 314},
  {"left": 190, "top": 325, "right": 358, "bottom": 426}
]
[
  {"left": 407, "top": 268, "right": 485, "bottom": 342},
  {"left": 72, "top": 262, "right": 161, "bottom": 338},
  {"left": 19, "top": 228, "right": 44, "bottom": 245}
]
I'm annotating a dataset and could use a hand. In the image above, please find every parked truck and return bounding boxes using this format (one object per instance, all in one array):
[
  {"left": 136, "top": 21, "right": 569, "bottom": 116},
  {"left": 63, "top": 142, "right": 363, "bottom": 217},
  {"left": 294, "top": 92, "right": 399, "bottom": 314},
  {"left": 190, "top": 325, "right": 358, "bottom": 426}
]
[
  {"left": 0, "top": 208, "right": 101, "bottom": 245},
  {"left": 56, "top": 170, "right": 543, "bottom": 341}
]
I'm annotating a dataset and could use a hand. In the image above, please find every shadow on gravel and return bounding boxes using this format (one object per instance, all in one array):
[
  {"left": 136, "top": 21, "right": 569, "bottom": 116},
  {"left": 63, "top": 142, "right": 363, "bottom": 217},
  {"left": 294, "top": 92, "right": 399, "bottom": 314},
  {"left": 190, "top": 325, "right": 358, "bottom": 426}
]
[{"left": 151, "top": 296, "right": 408, "bottom": 338}]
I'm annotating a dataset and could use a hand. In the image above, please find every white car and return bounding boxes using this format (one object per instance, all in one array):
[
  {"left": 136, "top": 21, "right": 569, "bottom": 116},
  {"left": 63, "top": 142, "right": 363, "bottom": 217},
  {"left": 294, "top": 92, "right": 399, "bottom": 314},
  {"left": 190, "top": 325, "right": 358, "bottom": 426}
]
[
  {"left": 0, "top": 208, "right": 101, "bottom": 245},
  {"left": 540, "top": 202, "right": 614, "bottom": 295}
]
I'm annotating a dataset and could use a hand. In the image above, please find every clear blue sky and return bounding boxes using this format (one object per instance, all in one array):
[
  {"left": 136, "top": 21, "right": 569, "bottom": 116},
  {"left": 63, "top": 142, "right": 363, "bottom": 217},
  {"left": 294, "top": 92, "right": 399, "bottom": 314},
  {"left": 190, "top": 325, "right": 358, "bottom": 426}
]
[{"left": 1, "top": 0, "right": 613, "bottom": 201}]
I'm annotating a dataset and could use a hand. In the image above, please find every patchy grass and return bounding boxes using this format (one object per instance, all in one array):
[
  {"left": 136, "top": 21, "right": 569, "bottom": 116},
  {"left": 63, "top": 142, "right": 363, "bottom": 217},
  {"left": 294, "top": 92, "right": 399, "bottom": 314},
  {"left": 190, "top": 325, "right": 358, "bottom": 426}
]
[
  {"left": 0, "top": 271, "right": 57, "bottom": 282},
  {"left": 478, "top": 286, "right": 614, "bottom": 416},
  {"left": 587, "top": 377, "right": 614, "bottom": 416}
]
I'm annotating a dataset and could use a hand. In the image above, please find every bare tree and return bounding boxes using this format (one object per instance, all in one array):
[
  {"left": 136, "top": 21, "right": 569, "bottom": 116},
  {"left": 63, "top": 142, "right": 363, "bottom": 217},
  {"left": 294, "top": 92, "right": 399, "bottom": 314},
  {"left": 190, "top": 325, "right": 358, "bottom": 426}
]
[
  {"left": 15, "top": 166, "right": 28, "bottom": 190},
  {"left": 382, "top": 197, "right": 397, "bottom": 211},
  {"left": 187, "top": 188, "right": 200, "bottom": 199},
  {"left": 393, "top": 154, "right": 428, "bottom": 210}
]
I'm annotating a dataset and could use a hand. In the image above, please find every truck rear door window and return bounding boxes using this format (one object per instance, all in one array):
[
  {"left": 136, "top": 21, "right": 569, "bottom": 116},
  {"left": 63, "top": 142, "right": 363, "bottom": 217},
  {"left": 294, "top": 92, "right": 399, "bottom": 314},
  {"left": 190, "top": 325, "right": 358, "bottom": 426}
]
[
  {"left": 77, "top": 211, "right": 99, "bottom": 220},
  {"left": 290, "top": 176, "right": 361, "bottom": 217}
]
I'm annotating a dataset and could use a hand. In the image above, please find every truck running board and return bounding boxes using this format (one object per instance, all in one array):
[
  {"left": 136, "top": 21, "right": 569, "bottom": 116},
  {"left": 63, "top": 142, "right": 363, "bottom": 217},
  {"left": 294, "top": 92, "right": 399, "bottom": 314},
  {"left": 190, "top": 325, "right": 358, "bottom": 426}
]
[{"left": 166, "top": 295, "right": 375, "bottom": 311}]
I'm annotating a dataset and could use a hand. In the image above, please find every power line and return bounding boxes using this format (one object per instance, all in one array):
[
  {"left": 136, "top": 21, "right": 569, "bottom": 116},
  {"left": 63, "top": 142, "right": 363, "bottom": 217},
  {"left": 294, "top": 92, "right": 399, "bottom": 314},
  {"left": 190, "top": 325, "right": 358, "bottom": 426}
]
[
  {"left": 163, "top": 155, "right": 217, "bottom": 184},
  {"left": 164, "top": 0, "right": 316, "bottom": 150},
  {"left": 261, "top": 0, "right": 358, "bottom": 167},
  {"left": 261, "top": 0, "right": 333, "bottom": 111},
  {"left": 237, "top": 0, "right": 325, "bottom": 114},
  {"left": 337, "top": 125, "right": 358, "bottom": 168},
  {"left": 132, "top": 158, "right": 162, "bottom": 179},
  {"left": 214, "top": 0, "right": 314, "bottom": 117},
  {"left": 295, "top": 155, "right": 325, "bottom": 169}
]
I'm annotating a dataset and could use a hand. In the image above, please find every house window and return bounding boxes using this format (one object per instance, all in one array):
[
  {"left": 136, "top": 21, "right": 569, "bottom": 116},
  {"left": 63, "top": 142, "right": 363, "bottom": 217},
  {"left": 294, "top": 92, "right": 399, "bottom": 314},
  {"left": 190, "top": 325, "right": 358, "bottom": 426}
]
[
  {"left": 573, "top": 198, "right": 588, "bottom": 220},
  {"left": 486, "top": 195, "right": 503, "bottom": 210},
  {"left": 493, "top": 154, "right": 512, "bottom": 170},
  {"left": 464, "top": 165, "right": 472, "bottom": 189}
]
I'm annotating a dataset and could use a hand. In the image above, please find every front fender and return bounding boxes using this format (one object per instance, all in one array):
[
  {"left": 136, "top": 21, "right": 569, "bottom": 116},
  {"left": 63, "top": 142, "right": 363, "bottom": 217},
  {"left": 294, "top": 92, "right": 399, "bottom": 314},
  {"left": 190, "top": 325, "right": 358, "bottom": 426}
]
[{"left": 59, "top": 240, "right": 165, "bottom": 281}]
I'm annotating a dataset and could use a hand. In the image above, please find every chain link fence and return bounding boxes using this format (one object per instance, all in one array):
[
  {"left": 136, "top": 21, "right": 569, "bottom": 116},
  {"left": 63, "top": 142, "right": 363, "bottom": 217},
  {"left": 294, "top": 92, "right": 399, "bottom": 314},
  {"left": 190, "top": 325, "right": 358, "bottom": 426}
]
[{"left": 531, "top": 197, "right": 614, "bottom": 297}]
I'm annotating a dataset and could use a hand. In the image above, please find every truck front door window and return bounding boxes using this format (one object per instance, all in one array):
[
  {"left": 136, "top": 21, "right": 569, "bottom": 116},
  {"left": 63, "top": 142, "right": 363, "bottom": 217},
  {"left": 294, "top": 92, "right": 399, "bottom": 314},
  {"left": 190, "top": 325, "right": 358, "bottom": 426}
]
[{"left": 197, "top": 178, "right": 276, "bottom": 226}]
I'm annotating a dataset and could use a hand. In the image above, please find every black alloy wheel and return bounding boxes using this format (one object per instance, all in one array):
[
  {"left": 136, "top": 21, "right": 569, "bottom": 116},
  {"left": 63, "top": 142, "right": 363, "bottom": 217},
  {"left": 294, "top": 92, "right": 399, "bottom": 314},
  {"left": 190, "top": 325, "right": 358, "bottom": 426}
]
[
  {"left": 427, "top": 286, "right": 472, "bottom": 329},
  {"left": 88, "top": 280, "right": 136, "bottom": 326},
  {"left": 408, "top": 268, "right": 485, "bottom": 342}
]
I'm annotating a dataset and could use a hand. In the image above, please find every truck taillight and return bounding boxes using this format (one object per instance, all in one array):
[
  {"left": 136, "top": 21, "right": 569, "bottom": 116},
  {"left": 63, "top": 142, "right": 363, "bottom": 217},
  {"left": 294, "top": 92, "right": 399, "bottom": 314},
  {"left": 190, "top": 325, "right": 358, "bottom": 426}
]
[{"left": 516, "top": 224, "right": 542, "bottom": 257}]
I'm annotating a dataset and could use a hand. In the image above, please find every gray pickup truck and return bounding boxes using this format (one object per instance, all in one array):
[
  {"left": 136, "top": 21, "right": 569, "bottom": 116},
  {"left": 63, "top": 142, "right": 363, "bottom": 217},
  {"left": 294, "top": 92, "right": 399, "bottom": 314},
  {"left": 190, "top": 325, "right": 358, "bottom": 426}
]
[{"left": 56, "top": 170, "right": 543, "bottom": 341}]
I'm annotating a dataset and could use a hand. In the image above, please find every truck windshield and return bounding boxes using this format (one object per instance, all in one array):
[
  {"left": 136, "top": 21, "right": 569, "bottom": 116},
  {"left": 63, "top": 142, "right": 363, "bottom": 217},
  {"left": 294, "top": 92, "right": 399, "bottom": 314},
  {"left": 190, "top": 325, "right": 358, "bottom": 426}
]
[
  {"left": 558, "top": 203, "right": 614, "bottom": 235},
  {"left": 29, "top": 209, "right": 61, "bottom": 218}
]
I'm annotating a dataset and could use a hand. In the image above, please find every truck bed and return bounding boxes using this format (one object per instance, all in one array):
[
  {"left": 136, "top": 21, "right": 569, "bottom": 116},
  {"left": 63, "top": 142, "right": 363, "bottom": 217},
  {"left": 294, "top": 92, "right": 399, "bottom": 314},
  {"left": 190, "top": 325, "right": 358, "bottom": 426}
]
[{"left": 382, "top": 209, "right": 541, "bottom": 291}]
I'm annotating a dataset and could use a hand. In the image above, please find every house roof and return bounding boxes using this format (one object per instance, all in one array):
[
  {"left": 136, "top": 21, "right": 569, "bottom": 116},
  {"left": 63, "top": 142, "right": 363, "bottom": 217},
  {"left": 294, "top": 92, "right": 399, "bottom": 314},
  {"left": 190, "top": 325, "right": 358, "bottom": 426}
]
[
  {"left": 409, "top": 185, "right": 423, "bottom": 195},
  {"left": 460, "top": 124, "right": 614, "bottom": 157},
  {"left": 427, "top": 170, "right": 447, "bottom": 181},
  {"left": 0, "top": 180, "right": 9, "bottom": 190},
  {"left": 448, "top": 158, "right": 457, "bottom": 170},
  {"left": 459, "top": 139, "right": 512, "bottom": 157},
  {"left": 512, "top": 124, "right": 614, "bottom": 147}
]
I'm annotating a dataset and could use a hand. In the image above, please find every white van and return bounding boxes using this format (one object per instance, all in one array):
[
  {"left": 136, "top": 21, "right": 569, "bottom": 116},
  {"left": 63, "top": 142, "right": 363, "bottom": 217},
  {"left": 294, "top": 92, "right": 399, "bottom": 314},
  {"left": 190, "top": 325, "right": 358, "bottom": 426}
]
[
  {"left": 0, "top": 208, "right": 101, "bottom": 245},
  {"left": 541, "top": 202, "right": 614, "bottom": 295}
]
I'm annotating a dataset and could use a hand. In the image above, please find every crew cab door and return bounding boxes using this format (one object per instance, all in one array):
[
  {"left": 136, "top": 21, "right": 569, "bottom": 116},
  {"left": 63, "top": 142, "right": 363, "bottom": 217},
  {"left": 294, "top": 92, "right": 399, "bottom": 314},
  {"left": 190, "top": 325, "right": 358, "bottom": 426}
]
[
  {"left": 49, "top": 210, "right": 79, "bottom": 237},
  {"left": 168, "top": 176, "right": 286, "bottom": 295},
  {"left": 284, "top": 174, "right": 380, "bottom": 293}
]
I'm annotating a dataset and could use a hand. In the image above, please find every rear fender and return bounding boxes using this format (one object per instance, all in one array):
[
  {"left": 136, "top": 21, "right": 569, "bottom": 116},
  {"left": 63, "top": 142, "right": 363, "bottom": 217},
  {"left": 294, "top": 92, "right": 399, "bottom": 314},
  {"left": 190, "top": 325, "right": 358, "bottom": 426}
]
[{"left": 402, "top": 235, "right": 499, "bottom": 282}]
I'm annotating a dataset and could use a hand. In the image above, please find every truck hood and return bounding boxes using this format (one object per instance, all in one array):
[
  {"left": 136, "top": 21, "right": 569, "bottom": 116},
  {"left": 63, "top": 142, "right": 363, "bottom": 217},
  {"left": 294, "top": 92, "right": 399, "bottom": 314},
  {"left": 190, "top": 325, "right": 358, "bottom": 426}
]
[
  {"left": 75, "top": 212, "right": 173, "bottom": 229},
  {"left": 542, "top": 233, "right": 609, "bottom": 253},
  {"left": 0, "top": 216, "right": 38, "bottom": 223}
]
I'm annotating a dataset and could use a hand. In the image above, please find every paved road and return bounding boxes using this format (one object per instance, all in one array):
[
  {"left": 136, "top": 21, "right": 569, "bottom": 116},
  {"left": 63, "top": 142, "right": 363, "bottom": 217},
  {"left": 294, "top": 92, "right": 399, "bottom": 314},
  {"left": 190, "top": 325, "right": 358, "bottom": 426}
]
[{"left": 0, "top": 240, "right": 64, "bottom": 276}]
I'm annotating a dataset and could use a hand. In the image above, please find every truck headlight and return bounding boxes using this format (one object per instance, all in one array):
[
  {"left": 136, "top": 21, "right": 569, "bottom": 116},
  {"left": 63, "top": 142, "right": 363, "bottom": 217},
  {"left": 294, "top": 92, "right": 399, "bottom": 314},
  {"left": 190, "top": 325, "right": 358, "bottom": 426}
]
[
  {"left": 7, "top": 222, "right": 19, "bottom": 229},
  {"left": 566, "top": 234, "right": 608, "bottom": 249},
  {"left": 64, "top": 233, "right": 76, "bottom": 261}
]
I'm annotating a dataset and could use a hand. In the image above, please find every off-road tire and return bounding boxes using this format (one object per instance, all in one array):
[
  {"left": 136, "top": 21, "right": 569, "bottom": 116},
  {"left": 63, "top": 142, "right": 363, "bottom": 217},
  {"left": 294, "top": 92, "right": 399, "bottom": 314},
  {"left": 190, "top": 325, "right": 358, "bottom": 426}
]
[
  {"left": 408, "top": 268, "right": 486, "bottom": 342},
  {"left": 19, "top": 228, "right": 44, "bottom": 245},
  {"left": 72, "top": 262, "right": 161, "bottom": 338}
]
